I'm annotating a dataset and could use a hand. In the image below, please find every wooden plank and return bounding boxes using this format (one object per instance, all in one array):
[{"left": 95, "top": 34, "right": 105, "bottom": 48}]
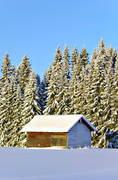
[{"left": 27, "top": 132, "right": 68, "bottom": 148}]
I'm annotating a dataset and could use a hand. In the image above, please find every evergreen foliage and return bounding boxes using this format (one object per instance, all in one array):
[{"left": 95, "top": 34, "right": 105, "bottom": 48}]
[
  {"left": 0, "top": 54, "right": 12, "bottom": 146},
  {"left": 1, "top": 53, "right": 11, "bottom": 85},
  {"left": 0, "top": 55, "right": 41, "bottom": 147},
  {"left": 0, "top": 40, "right": 118, "bottom": 148},
  {"left": 36, "top": 74, "right": 47, "bottom": 113},
  {"left": 23, "top": 70, "right": 41, "bottom": 124},
  {"left": 80, "top": 46, "right": 89, "bottom": 68},
  {"left": 45, "top": 66, "right": 52, "bottom": 86},
  {"left": 16, "top": 55, "right": 31, "bottom": 93},
  {"left": 62, "top": 44, "right": 70, "bottom": 80},
  {"left": 70, "top": 55, "right": 82, "bottom": 113},
  {"left": 72, "top": 46, "right": 78, "bottom": 68},
  {"left": 44, "top": 46, "right": 63, "bottom": 114}
]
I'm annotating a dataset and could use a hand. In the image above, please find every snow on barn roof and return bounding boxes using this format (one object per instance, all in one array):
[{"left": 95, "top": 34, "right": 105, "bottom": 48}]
[{"left": 21, "top": 114, "right": 96, "bottom": 133}]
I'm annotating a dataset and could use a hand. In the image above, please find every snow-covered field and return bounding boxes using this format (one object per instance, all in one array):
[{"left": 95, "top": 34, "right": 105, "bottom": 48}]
[{"left": 0, "top": 147, "right": 118, "bottom": 180}]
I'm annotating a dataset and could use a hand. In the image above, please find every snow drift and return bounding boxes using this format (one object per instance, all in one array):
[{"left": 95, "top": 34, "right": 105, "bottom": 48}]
[{"left": 0, "top": 148, "right": 118, "bottom": 180}]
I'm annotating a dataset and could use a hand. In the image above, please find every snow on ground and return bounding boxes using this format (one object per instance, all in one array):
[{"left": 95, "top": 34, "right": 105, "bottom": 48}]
[{"left": 0, "top": 147, "right": 118, "bottom": 180}]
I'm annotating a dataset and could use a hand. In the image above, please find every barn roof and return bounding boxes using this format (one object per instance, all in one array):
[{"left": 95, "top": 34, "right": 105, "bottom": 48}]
[{"left": 21, "top": 114, "right": 96, "bottom": 132}]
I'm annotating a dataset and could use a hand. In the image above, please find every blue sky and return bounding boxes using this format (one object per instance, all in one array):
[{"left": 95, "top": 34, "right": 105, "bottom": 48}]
[{"left": 0, "top": 0, "right": 118, "bottom": 78}]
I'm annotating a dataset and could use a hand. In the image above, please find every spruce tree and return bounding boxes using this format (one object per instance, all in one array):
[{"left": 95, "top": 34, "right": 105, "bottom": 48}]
[
  {"left": 13, "top": 85, "right": 25, "bottom": 146},
  {"left": 80, "top": 46, "right": 89, "bottom": 68},
  {"left": 6, "top": 66, "right": 18, "bottom": 146},
  {"left": 63, "top": 44, "right": 70, "bottom": 80},
  {"left": 70, "top": 55, "right": 82, "bottom": 114},
  {"left": 9, "top": 67, "right": 25, "bottom": 147},
  {"left": 72, "top": 46, "right": 78, "bottom": 69},
  {"left": 54, "top": 65, "right": 70, "bottom": 114},
  {"left": 55, "top": 44, "right": 71, "bottom": 114},
  {"left": 71, "top": 67, "right": 88, "bottom": 115},
  {"left": 90, "top": 40, "right": 108, "bottom": 147},
  {"left": 0, "top": 79, "right": 11, "bottom": 146},
  {"left": 101, "top": 47, "right": 115, "bottom": 128},
  {"left": 16, "top": 55, "right": 31, "bottom": 93},
  {"left": 23, "top": 70, "right": 41, "bottom": 125},
  {"left": 0, "top": 64, "right": 23, "bottom": 147},
  {"left": 44, "top": 46, "right": 63, "bottom": 114},
  {"left": 0, "top": 54, "right": 12, "bottom": 146},
  {"left": 53, "top": 46, "right": 62, "bottom": 66},
  {"left": 86, "top": 49, "right": 97, "bottom": 120},
  {"left": 95, "top": 40, "right": 106, "bottom": 121},
  {"left": 1, "top": 53, "right": 11, "bottom": 85}
]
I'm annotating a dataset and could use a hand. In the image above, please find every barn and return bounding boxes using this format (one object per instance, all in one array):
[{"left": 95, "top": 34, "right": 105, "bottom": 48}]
[{"left": 21, "top": 114, "right": 96, "bottom": 149}]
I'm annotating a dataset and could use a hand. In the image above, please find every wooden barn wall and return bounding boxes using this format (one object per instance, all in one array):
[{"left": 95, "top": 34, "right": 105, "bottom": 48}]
[
  {"left": 68, "top": 121, "right": 91, "bottom": 148},
  {"left": 27, "top": 132, "right": 67, "bottom": 148}
]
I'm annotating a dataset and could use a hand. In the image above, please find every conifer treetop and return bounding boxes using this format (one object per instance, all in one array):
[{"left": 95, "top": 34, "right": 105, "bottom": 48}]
[
  {"left": 53, "top": 46, "right": 62, "bottom": 66},
  {"left": 92, "top": 49, "right": 96, "bottom": 59},
  {"left": 80, "top": 46, "right": 89, "bottom": 68},
  {"left": 16, "top": 55, "right": 31, "bottom": 90},
  {"left": 63, "top": 44, "right": 70, "bottom": 60},
  {"left": 97, "top": 39, "right": 106, "bottom": 55},
  {"left": 72, "top": 46, "right": 78, "bottom": 67},
  {"left": 2, "top": 53, "right": 11, "bottom": 84}
]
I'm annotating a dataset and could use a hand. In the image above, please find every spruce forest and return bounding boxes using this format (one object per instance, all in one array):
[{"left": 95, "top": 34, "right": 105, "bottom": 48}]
[{"left": 0, "top": 40, "right": 118, "bottom": 148}]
